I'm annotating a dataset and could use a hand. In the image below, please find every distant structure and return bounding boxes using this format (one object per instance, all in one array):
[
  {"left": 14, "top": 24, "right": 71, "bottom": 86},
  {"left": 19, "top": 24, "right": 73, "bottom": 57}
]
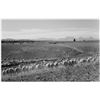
[{"left": 73, "top": 38, "right": 76, "bottom": 42}]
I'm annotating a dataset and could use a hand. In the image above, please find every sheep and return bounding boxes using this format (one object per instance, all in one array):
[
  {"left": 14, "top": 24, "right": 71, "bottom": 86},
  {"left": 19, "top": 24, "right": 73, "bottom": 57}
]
[
  {"left": 58, "top": 61, "right": 65, "bottom": 68},
  {"left": 5, "top": 69, "right": 9, "bottom": 74},
  {"left": 25, "top": 65, "right": 29, "bottom": 69},
  {"left": 58, "top": 61, "right": 63, "bottom": 66},
  {"left": 42, "top": 62, "right": 46, "bottom": 67},
  {"left": 37, "top": 64, "right": 43, "bottom": 69},
  {"left": 71, "top": 58, "right": 77, "bottom": 63},
  {"left": 62, "top": 58, "right": 71, "bottom": 66},
  {"left": 8, "top": 68, "right": 15, "bottom": 74},
  {"left": 17, "top": 65, "right": 21, "bottom": 69},
  {"left": 31, "top": 63, "right": 37, "bottom": 70},
  {"left": 91, "top": 57, "right": 98, "bottom": 62},
  {"left": 43, "top": 60, "right": 46, "bottom": 64},
  {"left": 63, "top": 61, "right": 69, "bottom": 66},
  {"left": 45, "top": 62, "right": 53, "bottom": 68},
  {"left": 65, "top": 59, "right": 77, "bottom": 66},
  {"left": 21, "top": 65, "right": 30, "bottom": 71},
  {"left": 2, "top": 70, "right": 7, "bottom": 75},
  {"left": 87, "top": 56, "right": 92, "bottom": 62},
  {"left": 45, "top": 63, "right": 49, "bottom": 67},
  {"left": 72, "top": 60, "right": 77, "bottom": 64},
  {"left": 46, "top": 63, "right": 50, "bottom": 68},
  {"left": 67, "top": 60, "right": 73, "bottom": 66},
  {"left": 22, "top": 66, "right": 27, "bottom": 71},
  {"left": 53, "top": 61, "right": 58, "bottom": 67},
  {"left": 15, "top": 67, "right": 21, "bottom": 73},
  {"left": 61, "top": 60, "right": 65, "bottom": 65},
  {"left": 35, "top": 64, "right": 39, "bottom": 69},
  {"left": 49, "top": 62, "right": 54, "bottom": 68},
  {"left": 91, "top": 58, "right": 95, "bottom": 62},
  {"left": 79, "top": 58, "right": 87, "bottom": 63},
  {"left": 27, "top": 64, "right": 33, "bottom": 70}
]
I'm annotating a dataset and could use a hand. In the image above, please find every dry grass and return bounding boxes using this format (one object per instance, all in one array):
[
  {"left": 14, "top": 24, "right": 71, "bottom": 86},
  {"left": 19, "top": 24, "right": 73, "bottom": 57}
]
[
  {"left": 1, "top": 41, "right": 99, "bottom": 81},
  {"left": 2, "top": 58, "right": 99, "bottom": 81}
]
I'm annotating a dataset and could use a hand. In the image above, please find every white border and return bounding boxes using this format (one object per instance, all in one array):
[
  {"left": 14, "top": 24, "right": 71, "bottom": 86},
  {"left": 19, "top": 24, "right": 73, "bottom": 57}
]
[{"left": 0, "top": 0, "right": 100, "bottom": 100}]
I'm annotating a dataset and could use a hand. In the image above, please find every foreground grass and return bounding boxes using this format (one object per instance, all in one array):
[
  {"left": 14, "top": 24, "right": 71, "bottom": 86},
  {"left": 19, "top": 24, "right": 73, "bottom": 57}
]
[{"left": 2, "top": 61, "right": 99, "bottom": 82}]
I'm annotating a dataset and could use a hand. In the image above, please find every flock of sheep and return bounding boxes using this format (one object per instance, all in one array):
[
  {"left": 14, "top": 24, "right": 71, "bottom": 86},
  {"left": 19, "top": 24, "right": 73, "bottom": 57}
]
[{"left": 2, "top": 55, "right": 98, "bottom": 75}]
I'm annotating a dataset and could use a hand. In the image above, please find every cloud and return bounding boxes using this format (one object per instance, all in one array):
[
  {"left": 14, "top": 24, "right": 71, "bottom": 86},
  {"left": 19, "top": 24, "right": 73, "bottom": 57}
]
[{"left": 2, "top": 28, "right": 99, "bottom": 40}]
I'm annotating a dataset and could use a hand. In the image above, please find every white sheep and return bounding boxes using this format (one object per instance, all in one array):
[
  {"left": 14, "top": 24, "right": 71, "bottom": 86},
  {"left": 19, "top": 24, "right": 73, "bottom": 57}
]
[
  {"left": 87, "top": 56, "right": 92, "bottom": 62},
  {"left": 35, "top": 64, "right": 39, "bottom": 69},
  {"left": 15, "top": 67, "right": 21, "bottom": 73},
  {"left": 2, "top": 70, "right": 6, "bottom": 74},
  {"left": 54, "top": 61, "right": 58, "bottom": 66},
  {"left": 28, "top": 65, "right": 33, "bottom": 70},
  {"left": 79, "top": 58, "right": 87, "bottom": 63},
  {"left": 8, "top": 68, "right": 15, "bottom": 73},
  {"left": 63, "top": 60, "right": 69, "bottom": 66}
]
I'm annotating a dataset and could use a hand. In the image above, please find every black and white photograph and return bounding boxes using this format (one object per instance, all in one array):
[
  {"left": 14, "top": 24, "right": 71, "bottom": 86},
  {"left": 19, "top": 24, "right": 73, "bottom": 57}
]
[
  {"left": 0, "top": 0, "right": 100, "bottom": 100},
  {"left": 1, "top": 19, "right": 99, "bottom": 81}
]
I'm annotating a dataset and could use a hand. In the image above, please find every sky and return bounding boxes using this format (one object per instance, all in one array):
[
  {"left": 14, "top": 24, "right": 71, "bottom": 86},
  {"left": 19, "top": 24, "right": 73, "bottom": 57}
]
[{"left": 2, "top": 19, "right": 99, "bottom": 40}]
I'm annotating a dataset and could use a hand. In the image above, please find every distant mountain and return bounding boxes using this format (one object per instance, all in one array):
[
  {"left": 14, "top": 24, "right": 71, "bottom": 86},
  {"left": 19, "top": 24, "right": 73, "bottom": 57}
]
[
  {"left": 58, "top": 36, "right": 74, "bottom": 41},
  {"left": 78, "top": 37, "right": 99, "bottom": 41},
  {"left": 2, "top": 38, "right": 15, "bottom": 41},
  {"left": 59, "top": 36, "right": 99, "bottom": 41},
  {"left": 2, "top": 36, "right": 99, "bottom": 42}
]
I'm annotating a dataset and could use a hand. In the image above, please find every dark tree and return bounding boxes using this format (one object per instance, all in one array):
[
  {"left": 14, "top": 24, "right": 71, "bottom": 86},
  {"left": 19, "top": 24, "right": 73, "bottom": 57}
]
[{"left": 73, "top": 38, "right": 76, "bottom": 42}]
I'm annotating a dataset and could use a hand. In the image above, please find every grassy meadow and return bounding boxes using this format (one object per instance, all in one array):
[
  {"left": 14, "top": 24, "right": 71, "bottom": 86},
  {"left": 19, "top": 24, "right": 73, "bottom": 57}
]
[{"left": 1, "top": 41, "right": 99, "bottom": 81}]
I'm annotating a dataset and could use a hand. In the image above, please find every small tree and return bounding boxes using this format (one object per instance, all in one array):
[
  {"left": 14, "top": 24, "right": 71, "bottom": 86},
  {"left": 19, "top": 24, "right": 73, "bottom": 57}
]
[{"left": 73, "top": 38, "right": 76, "bottom": 42}]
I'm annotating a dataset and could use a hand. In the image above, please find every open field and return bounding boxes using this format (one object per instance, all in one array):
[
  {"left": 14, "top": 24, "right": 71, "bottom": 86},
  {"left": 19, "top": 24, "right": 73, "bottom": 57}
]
[{"left": 1, "top": 41, "right": 100, "bottom": 81}]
